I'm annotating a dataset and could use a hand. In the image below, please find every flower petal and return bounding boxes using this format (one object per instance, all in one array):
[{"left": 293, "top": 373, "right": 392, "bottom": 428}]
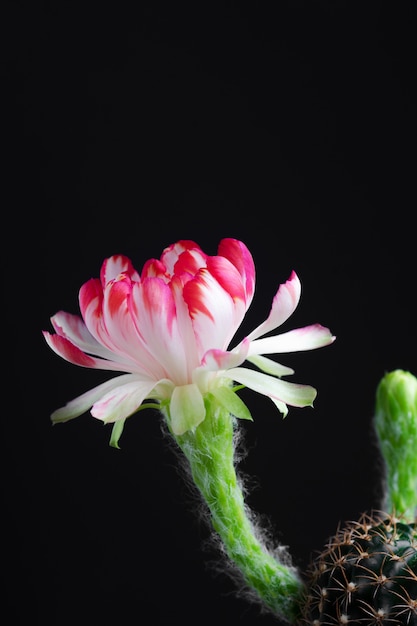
[
  {"left": 226, "top": 366, "right": 317, "bottom": 408},
  {"left": 169, "top": 384, "right": 206, "bottom": 435},
  {"left": 205, "top": 256, "right": 246, "bottom": 303},
  {"left": 246, "top": 271, "right": 301, "bottom": 341},
  {"left": 248, "top": 324, "right": 335, "bottom": 356},
  {"left": 269, "top": 396, "right": 289, "bottom": 418},
  {"left": 201, "top": 338, "right": 250, "bottom": 371},
  {"left": 102, "top": 275, "right": 164, "bottom": 376},
  {"left": 91, "top": 378, "right": 160, "bottom": 423},
  {"left": 100, "top": 254, "right": 140, "bottom": 286},
  {"left": 50, "top": 374, "right": 139, "bottom": 423},
  {"left": 43, "top": 331, "right": 131, "bottom": 371},
  {"left": 246, "top": 355, "right": 294, "bottom": 377},
  {"left": 50, "top": 311, "right": 118, "bottom": 360},
  {"left": 218, "top": 238, "right": 256, "bottom": 305},
  {"left": 79, "top": 277, "right": 115, "bottom": 350},
  {"left": 160, "top": 240, "right": 207, "bottom": 276},
  {"left": 183, "top": 267, "right": 247, "bottom": 356},
  {"left": 130, "top": 277, "right": 190, "bottom": 382}
]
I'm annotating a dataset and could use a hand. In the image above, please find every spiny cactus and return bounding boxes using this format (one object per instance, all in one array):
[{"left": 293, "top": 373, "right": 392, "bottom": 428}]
[
  {"left": 300, "top": 370, "right": 417, "bottom": 625},
  {"left": 300, "top": 510, "right": 417, "bottom": 625}
]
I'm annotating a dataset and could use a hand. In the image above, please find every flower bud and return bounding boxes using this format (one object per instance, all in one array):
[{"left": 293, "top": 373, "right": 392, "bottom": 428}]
[{"left": 374, "top": 369, "right": 417, "bottom": 520}]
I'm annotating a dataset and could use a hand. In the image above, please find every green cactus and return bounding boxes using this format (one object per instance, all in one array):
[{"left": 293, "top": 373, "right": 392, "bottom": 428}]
[
  {"left": 374, "top": 369, "right": 417, "bottom": 521},
  {"left": 300, "top": 370, "right": 417, "bottom": 625},
  {"left": 301, "top": 512, "right": 417, "bottom": 624}
]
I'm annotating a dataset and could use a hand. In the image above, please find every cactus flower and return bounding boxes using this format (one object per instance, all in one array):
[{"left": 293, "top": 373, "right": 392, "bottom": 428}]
[
  {"left": 43, "top": 238, "right": 335, "bottom": 443},
  {"left": 43, "top": 237, "right": 337, "bottom": 622}
]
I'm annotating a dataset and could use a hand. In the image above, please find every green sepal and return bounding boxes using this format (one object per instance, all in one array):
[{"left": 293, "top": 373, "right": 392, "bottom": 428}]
[
  {"left": 110, "top": 419, "right": 126, "bottom": 449},
  {"left": 109, "top": 402, "right": 161, "bottom": 448},
  {"left": 207, "top": 386, "right": 253, "bottom": 421}
]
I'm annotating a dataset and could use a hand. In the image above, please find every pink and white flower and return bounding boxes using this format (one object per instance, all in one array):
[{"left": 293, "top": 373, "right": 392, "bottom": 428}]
[{"left": 43, "top": 238, "right": 335, "bottom": 440}]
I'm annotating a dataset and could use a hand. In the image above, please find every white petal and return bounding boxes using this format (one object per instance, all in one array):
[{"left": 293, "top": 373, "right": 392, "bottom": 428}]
[
  {"left": 184, "top": 268, "right": 247, "bottom": 357},
  {"left": 51, "top": 374, "right": 140, "bottom": 423},
  {"left": 130, "top": 278, "right": 190, "bottom": 382},
  {"left": 248, "top": 324, "right": 335, "bottom": 356},
  {"left": 246, "top": 271, "right": 301, "bottom": 341},
  {"left": 269, "top": 396, "right": 289, "bottom": 418},
  {"left": 51, "top": 311, "right": 118, "bottom": 360},
  {"left": 91, "top": 378, "right": 160, "bottom": 423},
  {"left": 227, "top": 367, "right": 317, "bottom": 407},
  {"left": 246, "top": 355, "right": 294, "bottom": 377},
  {"left": 201, "top": 338, "right": 250, "bottom": 371}
]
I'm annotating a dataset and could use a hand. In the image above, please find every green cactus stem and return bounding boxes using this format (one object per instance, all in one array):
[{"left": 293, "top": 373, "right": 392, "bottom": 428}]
[
  {"left": 374, "top": 369, "right": 417, "bottom": 521},
  {"left": 162, "top": 398, "right": 305, "bottom": 624}
]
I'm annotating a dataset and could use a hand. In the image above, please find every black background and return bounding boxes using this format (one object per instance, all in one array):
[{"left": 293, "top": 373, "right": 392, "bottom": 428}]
[{"left": 8, "top": 2, "right": 416, "bottom": 625}]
